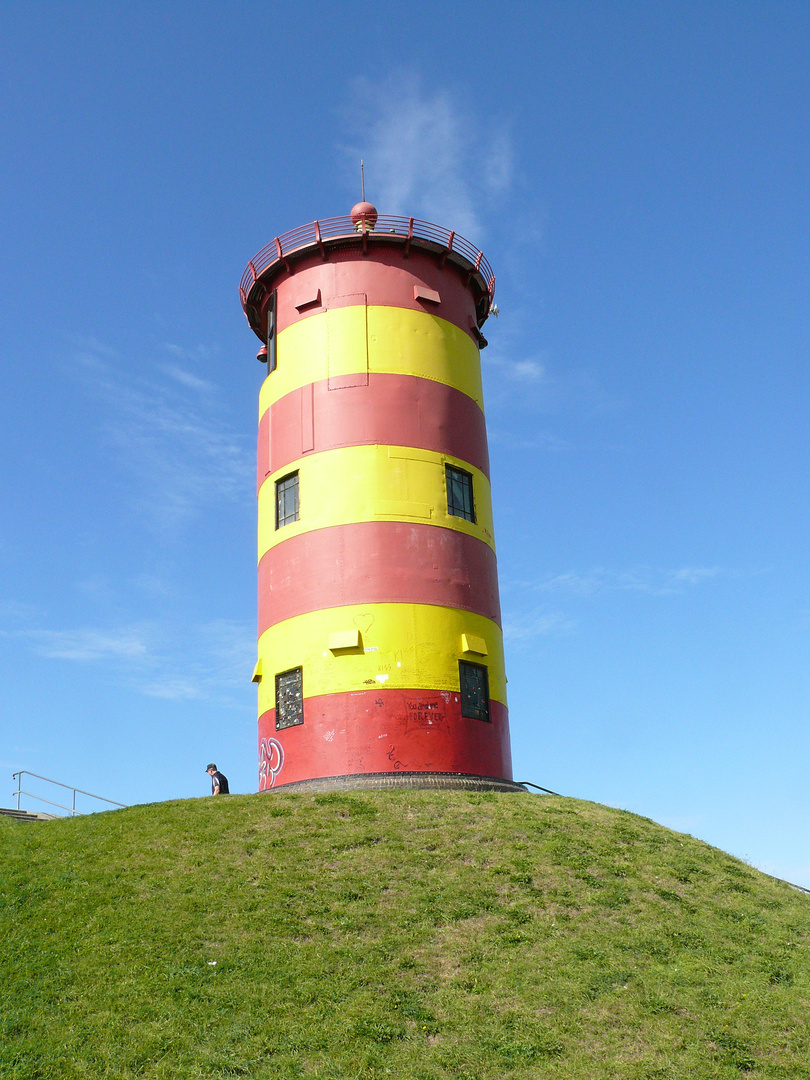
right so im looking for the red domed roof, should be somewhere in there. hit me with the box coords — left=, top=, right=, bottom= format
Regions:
left=350, top=201, right=378, bottom=228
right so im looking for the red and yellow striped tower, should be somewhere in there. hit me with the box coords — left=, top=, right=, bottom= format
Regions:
left=240, top=203, right=519, bottom=792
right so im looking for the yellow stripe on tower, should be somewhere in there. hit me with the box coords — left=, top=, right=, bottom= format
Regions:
left=258, top=444, right=495, bottom=559
left=255, top=602, right=506, bottom=716
left=259, top=306, right=485, bottom=415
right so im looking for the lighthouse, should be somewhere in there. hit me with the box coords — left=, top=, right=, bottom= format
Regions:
left=240, top=202, right=518, bottom=792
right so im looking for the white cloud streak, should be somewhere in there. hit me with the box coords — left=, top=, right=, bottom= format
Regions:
left=487, top=428, right=571, bottom=452
left=22, top=627, right=149, bottom=661
left=500, top=566, right=728, bottom=643
left=73, top=338, right=253, bottom=531
left=531, top=566, right=724, bottom=597
left=138, top=619, right=255, bottom=705
left=158, top=362, right=216, bottom=395
left=503, top=611, right=576, bottom=642
left=343, top=73, right=513, bottom=241
left=483, top=348, right=623, bottom=419
left=4, top=611, right=254, bottom=709
left=510, top=359, right=547, bottom=382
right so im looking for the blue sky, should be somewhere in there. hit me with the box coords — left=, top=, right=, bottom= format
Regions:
left=1, top=2, right=807, bottom=883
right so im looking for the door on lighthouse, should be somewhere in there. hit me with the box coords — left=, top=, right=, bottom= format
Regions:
left=327, top=293, right=368, bottom=390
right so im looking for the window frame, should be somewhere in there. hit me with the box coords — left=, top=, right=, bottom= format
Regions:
left=459, top=660, right=490, bottom=722
left=275, top=471, right=299, bottom=529
left=275, top=666, right=304, bottom=730
left=266, top=290, right=277, bottom=374
left=445, top=464, right=476, bottom=523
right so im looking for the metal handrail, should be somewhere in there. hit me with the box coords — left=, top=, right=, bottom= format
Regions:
left=12, top=770, right=126, bottom=816
left=240, top=213, right=495, bottom=302
left=12, top=790, right=78, bottom=815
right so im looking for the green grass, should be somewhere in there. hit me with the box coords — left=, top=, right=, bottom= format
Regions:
left=1, top=791, right=808, bottom=1079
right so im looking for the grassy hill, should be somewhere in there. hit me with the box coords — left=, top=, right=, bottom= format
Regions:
left=2, top=790, right=808, bottom=1079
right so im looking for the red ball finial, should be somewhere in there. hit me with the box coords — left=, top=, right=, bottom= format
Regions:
left=350, top=201, right=378, bottom=229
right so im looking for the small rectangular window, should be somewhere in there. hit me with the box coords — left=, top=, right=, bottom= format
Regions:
left=275, top=472, right=299, bottom=528
left=459, top=660, right=490, bottom=722
left=276, top=667, right=303, bottom=729
left=446, top=465, right=475, bottom=522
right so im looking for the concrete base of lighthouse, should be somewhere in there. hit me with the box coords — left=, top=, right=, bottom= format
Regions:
left=260, top=771, right=527, bottom=795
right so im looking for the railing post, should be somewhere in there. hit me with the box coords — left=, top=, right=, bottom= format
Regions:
left=72, top=788, right=77, bottom=816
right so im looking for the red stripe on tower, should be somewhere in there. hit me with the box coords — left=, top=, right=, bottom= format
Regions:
left=257, top=373, right=491, bottom=486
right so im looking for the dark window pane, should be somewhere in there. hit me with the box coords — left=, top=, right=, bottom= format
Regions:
left=276, top=472, right=299, bottom=528
left=276, top=667, right=303, bottom=729
left=459, top=660, right=490, bottom=722
left=446, top=465, right=475, bottom=522
left=266, top=290, right=277, bottom=374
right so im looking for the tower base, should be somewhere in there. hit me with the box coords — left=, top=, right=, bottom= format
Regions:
left=260, top=771, right=527, bottom=795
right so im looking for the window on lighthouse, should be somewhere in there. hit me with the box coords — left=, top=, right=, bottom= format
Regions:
left=275, top=667, right=304, bottom=729
left=459, top=661, right=490, bottom=722
left=275, top=472, right=299, bottom=528
left=266, top=290, right=277, bottom=374
left=446, top=465, right=475, bottom=523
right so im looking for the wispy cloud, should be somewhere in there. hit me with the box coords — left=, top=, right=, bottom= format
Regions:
left=20, top=626, right=150, bottom=661
left=503, top=611, right=576, bottom=642
left=72, top=337, right=253, bottom=531
left=509, top=359, right=547, bottom=382
left=499, top=566, right=728, bottom=644
left=138, top=619, right=255, bottom=705
left=0, top=600, right=41, bottom=621
left=3, top=609, right=254, bottom=709
left=530, top=571, right=605, bottom=597
left=159, top=362, right=216, bottom=395
left=343, top=73, right=513, bottom=241
left=530, top=566, right=725, bottom=597
left=72, top=335, right=119, bottom=362
left=483, top=349, right=548, bottom=386
left=488, top=428, right=571, bottom=452
left=140, top=677, right=201, bottom=701
left=484, top=346, right=623, bottom=420
left=670, top=566, right=723, bottom=587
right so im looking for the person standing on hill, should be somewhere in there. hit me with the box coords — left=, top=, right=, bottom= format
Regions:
left=206, top=764, right=229, bottom=795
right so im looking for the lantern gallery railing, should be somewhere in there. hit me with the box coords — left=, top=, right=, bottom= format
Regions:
left=240, top=214, right=495, bottom=306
